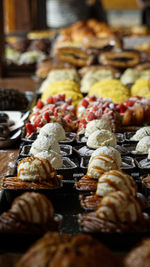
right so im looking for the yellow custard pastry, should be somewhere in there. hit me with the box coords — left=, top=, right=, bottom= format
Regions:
left=89, top=79, right=130, bottom=103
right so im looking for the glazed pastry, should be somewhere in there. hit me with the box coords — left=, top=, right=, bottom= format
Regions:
left=56, top=47, right=94, bottom=67
left=124, top=238, right=150, bottom=267
left=78, top=191, right=149, bottom=233
left=17, top=232, right=120, bottom=267
left=27, top=30, right=56, bottom=40
left=99, top=51, right=141, bottom=69
left=80, top=170, right=137, bottom=210
left=75, top=147, right=122, bottom=191
left=0, top=192, right=61, bottom=234
left=3, top=156, right=62, bottom=189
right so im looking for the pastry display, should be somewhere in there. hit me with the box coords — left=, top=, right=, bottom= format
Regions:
left=26, top=94, right=78, bottom=136
left=3, top=17, right=150, bottom=261
left=17, top=232, right=120, bottom=267
left=87, top=129, right=117, bottom=149
left=124, top=238, right=150, bottom=267
left=78, top=191, right=149, bottom=233
left=80, top=170, right=137, bottom=210
left=85, top=119, right=111, bottom=138
left=0, top=192, right=60, bottom=234
left=77, top=96, right=121, bottom=133
left=88, top=80, right=130, bottom=103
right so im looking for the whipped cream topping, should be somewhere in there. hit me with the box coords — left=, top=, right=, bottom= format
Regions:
left=17, top=156, right=56, bottom=181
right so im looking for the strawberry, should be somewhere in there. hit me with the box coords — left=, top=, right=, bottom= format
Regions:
left=64, top=114, right=71, bottom=122
left=119, top=103, right=127, bottom=113
left=47, top=96, right=53, bottom=104
left=80, top=119, right=87, bottom=128
left=87, top=112, right=96, bottom=121
left=89, top=95, right=96, bottom=102
left=66, top=97, right=72, bottom=105
left=36, top=99, right=44, bottom=109
left=81, top=99, right=89, bottom=108
left=52, top=96, right=57, bottom=104
left=61, top=103, right=68, bottom=110
left=125, top=99, right=135, bottom=108
left=26, top=123, right=36, bottom=135
left=61, top=94, right=65, bottom=101
left=33, top=115, right=43, bottom=127
left=92, top=106, right=97, bottom=112
left=44, top=112, right=50, bottom=122
left=54, top=111, right=58, bottom=118
left=50, top=105, right=55, bottom=112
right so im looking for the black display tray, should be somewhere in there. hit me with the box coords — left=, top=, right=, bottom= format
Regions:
left=76, top=133, right=125, bottom=145
left=80, top=156, right=136, bottom=174
left=19, top=143, right=73, bottom=157
left=22, top=132, right=76, bottom=145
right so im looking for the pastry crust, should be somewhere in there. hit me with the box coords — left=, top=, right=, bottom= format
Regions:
left=56, top=47, right=94, bottom=67
left=75, top=175, right=98, bottom=191
left=99, top=51, right=141, bottom=68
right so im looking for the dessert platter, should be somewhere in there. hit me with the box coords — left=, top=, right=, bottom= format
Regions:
left=2, top=18, right=150, bottom=266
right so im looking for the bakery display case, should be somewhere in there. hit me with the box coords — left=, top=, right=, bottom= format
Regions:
left=1, top=0, right=150, bottom=266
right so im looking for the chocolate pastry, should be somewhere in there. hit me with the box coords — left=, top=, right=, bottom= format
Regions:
left=78, top=191, right=149, bottom=233
left=124, top=239, right=150, bottom=267
left=0, top=192, right=61, bottom=234
left=56, top=47, right=94, bottom=67
left=0, top=88, right=28, bottom=111
left=17, top=232, right=120, bottom=267
left=99, top=51, right=141, bottom=69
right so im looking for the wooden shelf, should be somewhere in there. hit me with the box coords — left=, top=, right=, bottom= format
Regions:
left=102, top=0, right=139, bottom=10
